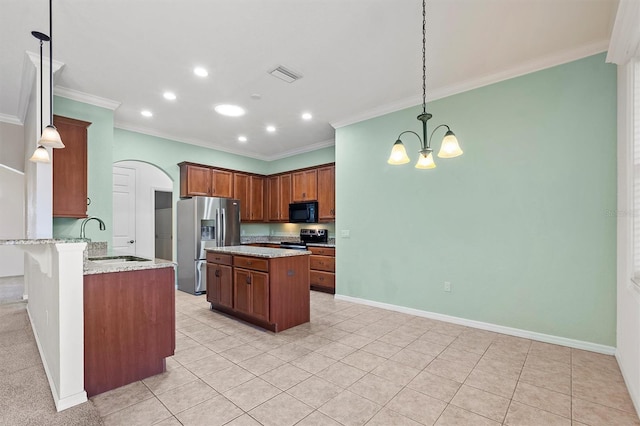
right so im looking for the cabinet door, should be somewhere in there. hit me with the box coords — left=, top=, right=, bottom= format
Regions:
left=317, top=165, right=335, bottom=221
left=53, top=115, right=90, bottom=218
left=206, top=263, right=218, bottom=304
left=234, top=268, right=252, bottom=315
left=249, top=176, right=264, bottom=221
left=211, top=169, right=233, bottom=198
left=250, top=270, right=269, bottom=322
left=268, top=176, right=280, bottom=221
left=218, top=264, right=233, bottom=309
left=292, top=170, right=317, bottom=201
left=279, top=174, right=292, bottom=220
left=233, top=173, right=250, bottom=221
left=185, top=164, right=212, bottom=196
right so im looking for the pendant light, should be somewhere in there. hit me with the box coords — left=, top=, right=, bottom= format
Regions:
left=39, top=0, right=64, bottom=149
left=29, top=31, right=51, bottom=164
left=387, top=0, right=462, bottom=169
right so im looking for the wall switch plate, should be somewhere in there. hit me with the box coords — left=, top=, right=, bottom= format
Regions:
left=444, top=281, right=451, bottom=292
left=341, top=230, right=350, bottom=238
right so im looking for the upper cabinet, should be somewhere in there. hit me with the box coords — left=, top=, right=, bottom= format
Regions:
left=267, top=174, right=292, bottom=222
left=292, top=169, right=317, bottom=202
left=317, top=165, right=335, bottom=222
left=53, top=115, right=91, bottom=218
left=233, top=172, right=264, bottom=222
left=179, top=162, right=233, bottom=198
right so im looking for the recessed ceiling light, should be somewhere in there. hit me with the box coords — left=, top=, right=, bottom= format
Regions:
left=194, top=67, right=208, bottom=77
left=238, top=136, right=247, bottom=143
left=141, top=110, right=153, bottom=117
left=302, top=112, right=312, bottom=120
left=163, top=92, right=176, bottom=100
left=266, top=125, right=276, bottom=133
left=214, top=104, right=245, bottom=117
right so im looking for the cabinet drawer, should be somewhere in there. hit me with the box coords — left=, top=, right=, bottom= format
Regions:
left=310, top=255, right=335, bottom=272
left=308, top=246, right=335, bottom=257
left=206, top=253, right=232, bottom=265
left=310, top=270, right=335, bottom=290
left=234, top=256, right=269, bottom=272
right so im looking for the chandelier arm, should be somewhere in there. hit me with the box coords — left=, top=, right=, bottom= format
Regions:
left=396, top=130, right=424, bottom=148
left=427, top=124, right=451, bottom=147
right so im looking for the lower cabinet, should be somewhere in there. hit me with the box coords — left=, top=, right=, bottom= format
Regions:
left=309, top=246, right=336, bottom=294
left=206, top=251, right=310, bottom=332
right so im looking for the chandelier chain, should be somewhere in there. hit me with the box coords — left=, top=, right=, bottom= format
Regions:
left=422, top=0, right=426, bottom=114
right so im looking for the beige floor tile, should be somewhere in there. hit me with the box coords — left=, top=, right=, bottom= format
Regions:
left=571, top=349, right=620, bottom=375
left=425, top=358, right=473, bottom=383
left=348, top=373, right=403, bottom=405
left=142, top=366, right=198, bottom=395
left=297, top=334, right=334, bottom=351
left=181, top=353, right=234, bottom=378
left=260, top=363, right=312, bottom=390
left=155, top=379, right=218, bottom=415
left=319, top=390, right=381, bottom=426
left=512, top=381, right=571, bottom=418
left=524, top=354, right=571, bottom=376
left=314, top=327, right=351, bottom=342
left=90, top=381, right=154, bottom=417
left=174, top=334, right=201, bottom=353
left=450, top=384, right=510, bottom=422
left=102, top=397, right=172, bottom=426
left=314, top=341, right=357, bottom=360
left=529, top=341, right=571, bottom=364
left=366, top=407, right=422, bottom=425
left=287, top=376, right=344, bottom=408
left=317, top=361, right=367, bottom=388
left=249, top=392, right=313, bottom=426
left=505, top=401, right=571, bottom=426
left=572, top=366, right=636, bottom=413
left=371, top=359, right=421, bottom=386
left=268, top=342, right=312, bottom=362
left=420, top=330, right=457, bottom=346
left=341, top=350, right=387, bottom=372
left=200, top=364, right=256, bottom=393
left=435, top=405, right=501, bottom=426
left=175, top=394, right=243, bottom=426
left=219, top=343, right=264, bottom=363
left=224, top=414, right=262, bottom=426
left=295, top=410, right=343, bottom=425
left=406, top=339, right=447, bottom=357
left=203, top=335, right=245, bottom=353
left=378, top=330, right=419, bottom=347
left=390, top=348, right=434, bottom=370
left=361, top=340, right=403, bottom=358
left=464, top=368, right=518, bottom=398
left=386, top=387, right=447, bottom=424
left=519, top=366, right=571, bottom=395
left=475, top=355, right=524, bottom=380
left=238, top=352, right=286, bottom=376
left=338, top=333, right=375, bottom=349
left=153, top=417, right=182, bottom=426
left=429, top=322, right=469, bottom=337
left=291, top=351, right=337, bottom=374
left=223, top=377, right=281, bottom=411
left=408, top=370, right=461, bottom=402
left=437, top=346, right=482, bottom=368
left=572, top=397, right=640, bottom=426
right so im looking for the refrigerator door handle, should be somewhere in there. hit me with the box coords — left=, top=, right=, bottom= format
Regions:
left=221, top=208, right=226, bottom=245
left=195, top=259, right=206, bottom=293
left=215, top=208, right=221, bottom=246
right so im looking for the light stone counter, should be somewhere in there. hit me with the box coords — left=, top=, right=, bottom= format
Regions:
left=207, top=245, right=310, bottom=258
left=83, top=257, right=175, bottom=275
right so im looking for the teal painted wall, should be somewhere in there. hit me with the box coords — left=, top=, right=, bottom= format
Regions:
left=335, top=53, right=617, bottom=346
left=267, top=146, right=335, bottom=174
left=52, top=97, right=114, bottom=244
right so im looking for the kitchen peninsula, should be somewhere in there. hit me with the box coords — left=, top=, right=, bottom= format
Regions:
left=206, top=246, right=310, bottom=332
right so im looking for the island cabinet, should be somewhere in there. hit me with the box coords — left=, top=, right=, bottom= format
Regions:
left=83, top=267, right=175, bottom=397
left=309, top=246, right=336, bottom=294
left=292, top=169, right=317, bottom=202
left=317, top=165, right=335, bottom=221
left=53, top=115, right=91, bottom=218
left=206, top=249, right=310, bottom=332
left=179, top=162, right=233, bottom=198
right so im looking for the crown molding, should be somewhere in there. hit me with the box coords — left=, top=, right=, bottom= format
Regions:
left=0, top=114, right=23, bottom=126
left=606, top=0, right=640, bottom=65
left=331, top=40, right=609, bottom=129
left=18, top=51, right=65, bottom=124
left=54, top=86, right=121, bottom=111
left=262, top=138, right=335, bottom=162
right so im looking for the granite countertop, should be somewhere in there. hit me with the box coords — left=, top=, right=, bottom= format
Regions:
left=0, top=238, right=87, bottom=245
left=241, top=236, right=335, bottom=248
left=207, top=246, right=311, bottom=258
left=84, top=257, right=176, bottom=275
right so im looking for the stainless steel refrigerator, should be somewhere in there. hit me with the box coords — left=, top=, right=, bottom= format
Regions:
left=177, top=196, right=241, bottom=294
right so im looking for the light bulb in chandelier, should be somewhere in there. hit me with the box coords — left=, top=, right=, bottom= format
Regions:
left=415, top=150, right=436, bottom=169
left=437, top=130, right=463, bottom=158
left=39, top=124, right=64, bottom=148
left=387, top=140, right=410, bottom=165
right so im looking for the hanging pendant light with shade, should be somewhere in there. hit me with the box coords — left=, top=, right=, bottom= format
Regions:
left=387, top=0, right=463, bottom=169
left=39, top=0, right=64, bottom=149
left=29, top=30, right=51, bottom=164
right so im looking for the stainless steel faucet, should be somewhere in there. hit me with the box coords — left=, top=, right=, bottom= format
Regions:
left=80, top=216, right=106, bottom=239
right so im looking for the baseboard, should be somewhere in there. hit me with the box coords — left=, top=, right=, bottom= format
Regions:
left=27, top=306, right=88, bottom=412
left=615, top=350, right=640, bottom=418
left=334, top=294, right=616, bottom=355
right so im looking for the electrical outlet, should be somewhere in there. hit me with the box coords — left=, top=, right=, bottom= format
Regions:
left=444, top=281, right=451, bottom=292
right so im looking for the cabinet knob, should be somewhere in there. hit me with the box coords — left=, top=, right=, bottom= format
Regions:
left=128, top=240, right=135, bottom=244
left=215, top=269, right=220, bottom=277
left=245, top=275, right=251, bottom=285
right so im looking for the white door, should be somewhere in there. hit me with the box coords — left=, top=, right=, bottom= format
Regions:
left=112, top=166, right=136, bottom=255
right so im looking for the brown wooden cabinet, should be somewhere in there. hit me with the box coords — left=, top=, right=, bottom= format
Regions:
left=317, top=165, right=335, bottom=221
left=211, top=169, right=234, bottom=198
left=179, top=162, right=233, bottom=198
left=53, top=115, right=90, bottom=218
left=234, top=173, right=264, bottom=222
left=234, top=267, right=269, bottom=322
left=292, top=169, right=317, bottom=202
left=206, top=253, right=233, bottom=309
left=309, top=246, right=336, bottom=294
left=268, top=174, right=292, bottom=222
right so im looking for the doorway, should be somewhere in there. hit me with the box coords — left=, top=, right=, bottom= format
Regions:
left=154, top=190, right=172, bottom=261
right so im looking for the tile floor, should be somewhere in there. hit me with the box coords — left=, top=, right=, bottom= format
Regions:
left=92, top=290, right=640, bottom=426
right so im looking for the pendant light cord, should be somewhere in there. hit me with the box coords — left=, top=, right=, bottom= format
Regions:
left=39, top=40, right=43, bottom=135
left=49, top=0, right=53, bottom=125
left=422, top=0, right=426, bottom=115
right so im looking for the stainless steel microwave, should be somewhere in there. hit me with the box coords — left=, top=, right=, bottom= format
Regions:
left=289, top=201, right=318, bottom=223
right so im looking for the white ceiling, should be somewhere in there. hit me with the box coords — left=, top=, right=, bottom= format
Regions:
left=0, top=0, right=618, bottom=161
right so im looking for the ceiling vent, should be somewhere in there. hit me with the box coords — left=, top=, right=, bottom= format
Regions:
left=268, top=65, right=302, bottom=83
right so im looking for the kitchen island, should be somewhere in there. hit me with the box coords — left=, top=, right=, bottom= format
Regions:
left=206, top=246, right=310, bottom=332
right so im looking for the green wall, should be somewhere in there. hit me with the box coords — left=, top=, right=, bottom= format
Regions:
left=267, top=146, right=335, bottom=174
left=52, top=97, right=114, bottom=244
left=335, top=53, right=617, bottom=346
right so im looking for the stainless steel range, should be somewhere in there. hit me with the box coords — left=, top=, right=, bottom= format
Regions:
left=279, top=229, right=328, bottom=250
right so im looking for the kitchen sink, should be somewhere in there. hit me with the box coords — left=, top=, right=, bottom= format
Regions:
left=89, top=255, right=152, bottom=264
